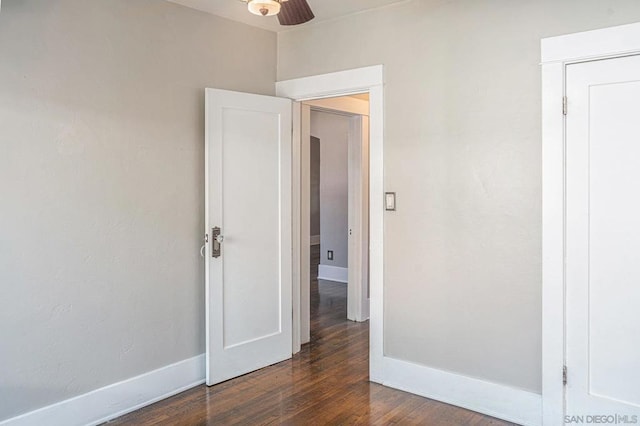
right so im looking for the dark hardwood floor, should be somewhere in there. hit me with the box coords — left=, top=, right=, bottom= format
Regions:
left=107, top=245, right=515, bottom=425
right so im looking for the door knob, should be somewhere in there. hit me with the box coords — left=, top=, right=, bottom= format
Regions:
left=212, top=227, right=222, bottom=258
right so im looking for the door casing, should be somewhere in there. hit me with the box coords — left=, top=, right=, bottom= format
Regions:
left=276, top=65, right=385, bottom=381
left=541, top=22, right=640, bottom=424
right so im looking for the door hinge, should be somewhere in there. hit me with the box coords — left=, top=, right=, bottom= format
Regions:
left=563, top=365, right=567, bottom=385
left=562, top=96, right=568, bottom=116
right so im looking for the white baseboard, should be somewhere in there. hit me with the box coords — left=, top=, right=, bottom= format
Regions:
left=0, top=350, right=543, bottom=426
left=1, top=354, right=205, bottom=426
left=317, top=264, right=348, bottom=283
left=310, top=235, right=320, bottom=246
left=379, top=356, right=542, bottom=426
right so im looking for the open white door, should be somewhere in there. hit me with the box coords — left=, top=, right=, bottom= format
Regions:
left=565, top=55, right=640, bottom=418
left=205, top=88, right=292, bottom=386
left=347, top=115, right=370, bottom=322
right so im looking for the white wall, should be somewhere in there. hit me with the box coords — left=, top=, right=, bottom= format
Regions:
left=0, top=0, right=276, bottom=421
left=278, top=0, right=640, bottom=393
left=311, top=111, right=350, bottom=269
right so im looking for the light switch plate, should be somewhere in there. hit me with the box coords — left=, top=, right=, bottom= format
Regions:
left=385, top=192, right=396, bottom=211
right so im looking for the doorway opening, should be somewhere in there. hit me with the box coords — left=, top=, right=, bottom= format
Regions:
left=303, top=94, right=370, bottom=342
left=276, top=64, right=384, bottom=380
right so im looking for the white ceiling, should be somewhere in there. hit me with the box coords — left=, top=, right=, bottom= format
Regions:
left=167, top=0, right=408, bottom=32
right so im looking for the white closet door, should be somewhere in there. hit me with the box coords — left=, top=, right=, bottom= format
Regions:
left=565, top=54, right=640, bottom=418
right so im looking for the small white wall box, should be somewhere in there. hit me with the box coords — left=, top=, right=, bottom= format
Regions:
left=385, top=192, right=396, bottom=211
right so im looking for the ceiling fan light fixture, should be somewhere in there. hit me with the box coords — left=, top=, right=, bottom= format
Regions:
left=247, top=0, right=282, bottom=17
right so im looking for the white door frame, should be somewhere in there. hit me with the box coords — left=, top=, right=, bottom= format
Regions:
left=276, top=65, right=384, bottom=381
left=541, top=22, right=640, bottom=424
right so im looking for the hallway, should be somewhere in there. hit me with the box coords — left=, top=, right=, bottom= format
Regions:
left=108, top=247, right=514, bottom=425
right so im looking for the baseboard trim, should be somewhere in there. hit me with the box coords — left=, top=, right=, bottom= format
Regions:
left=317, top=265, right=348, bottom=283
left=379, top=356, right=542, bottom=426
left=310, top=235, right=320, bottom=246
left=1, top=354, right=205, bottom=426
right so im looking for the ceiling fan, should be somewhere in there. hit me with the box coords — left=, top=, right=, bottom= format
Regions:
left=241, top=0, right=315, bottom=26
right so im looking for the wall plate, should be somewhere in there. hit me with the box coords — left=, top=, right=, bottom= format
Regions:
left=385, top=192, right=396, bottom=211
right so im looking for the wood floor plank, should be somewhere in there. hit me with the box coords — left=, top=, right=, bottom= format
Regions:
left=107, top=246, right=516, bottom=425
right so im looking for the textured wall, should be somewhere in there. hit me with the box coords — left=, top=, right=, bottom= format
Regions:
left=0, top=0, right=276, bottom=420
left=278, top=0, right=640, bottom=393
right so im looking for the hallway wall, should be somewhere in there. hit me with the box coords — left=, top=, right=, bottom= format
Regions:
left=310, top=136, right=321, bottom=239
left=311, top=110, right=350, bottom=270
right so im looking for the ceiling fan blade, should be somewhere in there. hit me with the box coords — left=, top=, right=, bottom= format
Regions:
left=278, top=0, right=314, bottom=26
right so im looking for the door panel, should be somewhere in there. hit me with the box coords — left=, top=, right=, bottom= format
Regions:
left=347, top=115, right=370, bottom=322
left=206, top=89, right=292, bottom=385
left=222, top=108, right=281, bottom=348
left=566, top=55, right=640, bottom=416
